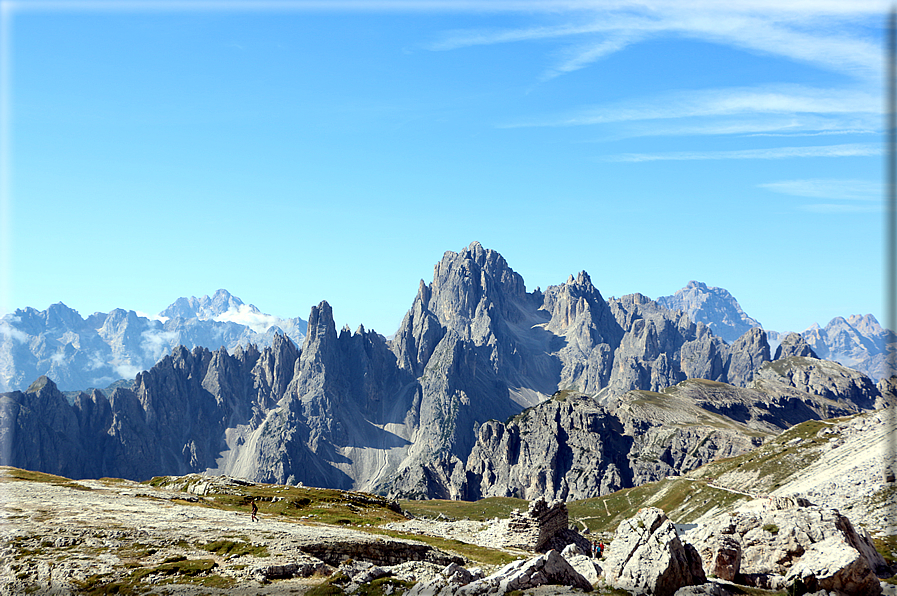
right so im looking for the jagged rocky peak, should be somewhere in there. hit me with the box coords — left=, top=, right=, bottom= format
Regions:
left=657, top=280, right=762, bottom=343
left=541, top=271, right=611, bottom=332
left=775, top=332, right=818, bottom=360
left=304, top=300, right=339, bottom=348
left=42, top=302, right=88, bottom=331
left=846, top=313, right=886, bottom=336
left=428, top=241, right=529, bottom=333
left=160, top=289, right=248, bottom=320
left=26, top=374, right=57, bottom=394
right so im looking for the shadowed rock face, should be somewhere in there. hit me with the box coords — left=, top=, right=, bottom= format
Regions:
left=0, top=243, right=885, bottom=498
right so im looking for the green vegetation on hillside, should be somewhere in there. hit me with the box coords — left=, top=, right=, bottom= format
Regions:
left=146, top=475, right=408, bottom=527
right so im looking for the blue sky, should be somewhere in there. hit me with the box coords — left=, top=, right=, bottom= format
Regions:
left=0, top=0, right=888, bottom=336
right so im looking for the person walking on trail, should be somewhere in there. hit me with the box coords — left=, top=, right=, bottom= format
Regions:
left=250, top=500, right=258, bottom=522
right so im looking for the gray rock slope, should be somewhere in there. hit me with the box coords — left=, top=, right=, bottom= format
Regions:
left=0, top=289, right=307, bottom=392
left=0, top=243, right=885, bottom=499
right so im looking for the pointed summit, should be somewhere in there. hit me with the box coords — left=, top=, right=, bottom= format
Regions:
left=657, top=281, right=761, bottom=343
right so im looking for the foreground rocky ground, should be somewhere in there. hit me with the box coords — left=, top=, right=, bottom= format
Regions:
left=0, top=471, right=458, bottom=594
left=3, top=404, right=897, bottom=596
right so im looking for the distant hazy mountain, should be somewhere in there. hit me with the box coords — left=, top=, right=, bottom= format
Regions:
left=658, top=281, right=893, bottom=381
left=656, top=281, right=762, bottom=343
left=802, top=314, right=893, bottom=382
left=0, top=290, right=306, bottom=392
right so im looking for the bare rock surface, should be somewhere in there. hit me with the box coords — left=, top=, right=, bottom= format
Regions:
left=656, top=281, right=762, bottom=344
left=8, top=242, right=842, bottom=502
left=802, top=314, right=892, bottom=382
left=0, top=472, right=460, bottom=595
left=683, top=496, right=888, bottom=596
left=775, top=332, right=819, bottom=360
left=407, top=549, right=592, bottom=596
left=784, top=535, right=883, bottom=595
left=603, top=507, right=705, bottom=596
left=461, top=364, right=870, bottom=502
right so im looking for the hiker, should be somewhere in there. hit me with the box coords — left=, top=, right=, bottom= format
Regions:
left=250, top=499, right=258, bottom=522
left=598, top=541, right=604, bottom=559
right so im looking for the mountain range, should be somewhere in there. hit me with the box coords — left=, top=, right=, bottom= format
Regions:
left=1, top=242, right=892, bottom=501
left=657, top=280, right=892, bottom=381
left=0, top=289, right=307, bottom=393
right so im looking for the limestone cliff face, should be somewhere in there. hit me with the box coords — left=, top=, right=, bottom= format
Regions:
left=541, top=272, right=622, bottom=394
left=385, top=243, right=554, bottom=498
left=463, top=396, right=634, bottom=501
left=0, top=337, right=303, bottom=483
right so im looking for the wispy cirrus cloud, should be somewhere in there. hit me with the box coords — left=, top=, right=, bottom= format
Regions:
left=504, top=85, right=879, bottom=131
left=428, top=3, right=884, bottom=81
left=759, top=178, right=880, bottom=201
left=759, top=178, right=881, bottom=214
left=604, top=142, right=880, bottom=162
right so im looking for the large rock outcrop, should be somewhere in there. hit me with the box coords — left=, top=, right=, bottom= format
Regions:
left=460, top=369, right=870, bottom=501
left=774, top=332, right=818, bottom=360
left=603, top=507, right=705, bottom=596
left=408, top=550, right=593, bottom=595
left=683, top=497, right=889, bottom=595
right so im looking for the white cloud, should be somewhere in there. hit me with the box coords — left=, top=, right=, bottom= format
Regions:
left=429, top=3, right=884, bottom=81
left=135, top=310, right=169, bottom=323
left=505, top=85, right=879, bottom=130
left=49, top=352, right=66, bottom=365
left=213, top=304, right=286, bottom=334
left=759, top=178, right=880, bottom=201
left=112, top=362, right=142, bottom=380
left=85, top=351, right=109, bottom=371
left=605, top=142, right=880, bottom=162
left=140, top=329, right=180, bottom=362
left=0, top=321, right=28, bottom=343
